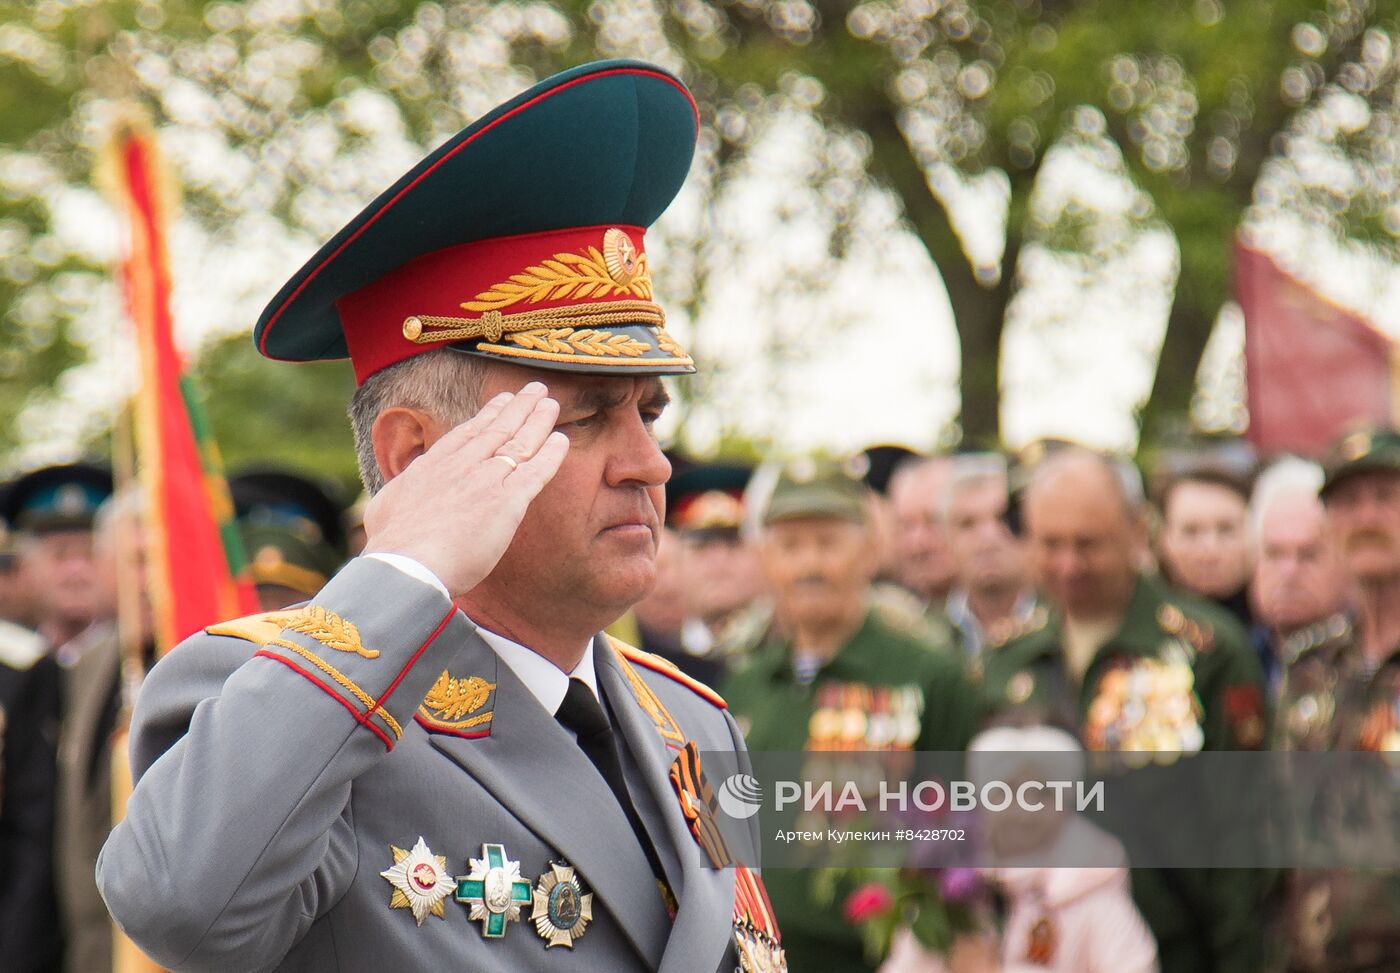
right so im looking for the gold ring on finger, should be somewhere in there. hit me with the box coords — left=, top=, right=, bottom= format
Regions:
left=493, top=454, right=520, bottom=473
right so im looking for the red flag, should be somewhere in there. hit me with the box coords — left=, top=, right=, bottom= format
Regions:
left=1237, top=239, right=1400, bottom=456
left=101, top=119, right=257, bottom=654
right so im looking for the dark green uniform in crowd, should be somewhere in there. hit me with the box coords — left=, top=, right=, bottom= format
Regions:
left=722, top=465, right=977, bottom=973
left=724, top=612, right=976, bottom=973
left=1270, top=615, right=1400, bottom=971
left=1274, top=430, right=1400, bottom=971
left=982, top=574, right=1267, bottom=973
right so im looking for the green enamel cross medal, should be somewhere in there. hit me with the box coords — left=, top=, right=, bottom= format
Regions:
left=455, top=843, right=532, bottom=938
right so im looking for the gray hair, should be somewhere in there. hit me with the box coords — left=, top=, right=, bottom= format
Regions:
left=347, top=350, right=489, bottom=495
left=941, top=452, right=1009, bottom=520
left=1248, top=456, right=1324, bottom=546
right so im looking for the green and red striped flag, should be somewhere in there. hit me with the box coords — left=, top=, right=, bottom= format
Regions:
left=101, top=115, right=258, bottom=655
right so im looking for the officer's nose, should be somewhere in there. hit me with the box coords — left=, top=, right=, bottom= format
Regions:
left=607, top=413, right=671, bottom=489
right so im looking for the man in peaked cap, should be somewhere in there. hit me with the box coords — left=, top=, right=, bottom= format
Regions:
left=229, top=467, right=350, bottom=559
left=99, top=62, right=782, bottom=973
left=229, top=468, right=350, bottom=610
left=2, top=463, right=113, bottom=655
left=0, top=462, right=111, bottom=970
left=666, top=463, right=764, bottom=663
left=1286, top=426, right=1400, bottom=970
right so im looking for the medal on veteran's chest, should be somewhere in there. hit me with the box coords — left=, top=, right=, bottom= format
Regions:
left=380, top=837, right=454, bottom=925
left=531, top=861, right=593, bottom=948
left=733, top=865, right=787, bottom=972
left=806, top=682, right=922, bottom=751
left=455, top=843, right=532, bottom=938
left=1083, top=657, right=1202, bottom=760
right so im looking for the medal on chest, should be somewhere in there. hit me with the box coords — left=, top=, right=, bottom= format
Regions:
left=733, top=865, right=787, bottom=972
left=380, top=837, right=455, bottom=925
left=455, top=843, right=532, bottom=938
left=1083, top=656, right=1203, bottom=762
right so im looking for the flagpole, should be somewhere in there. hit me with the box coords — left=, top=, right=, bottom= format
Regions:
left=99, top=110, right=167, bottom=973
left=108, top=401, right=161, bottom=973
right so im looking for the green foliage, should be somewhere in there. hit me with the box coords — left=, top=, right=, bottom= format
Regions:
left=190, top=332, right=360, bottom=494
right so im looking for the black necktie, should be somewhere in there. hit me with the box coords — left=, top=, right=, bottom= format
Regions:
left=555, top=678, right=667, bottom=883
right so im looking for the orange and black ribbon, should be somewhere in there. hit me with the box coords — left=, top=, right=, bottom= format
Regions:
left=668, top=741, right=732, bottom=868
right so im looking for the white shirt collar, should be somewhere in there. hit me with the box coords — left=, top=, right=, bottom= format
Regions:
left=468, top=619, right=598, bottom=716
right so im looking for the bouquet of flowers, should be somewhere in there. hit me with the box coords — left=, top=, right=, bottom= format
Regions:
left=818, top=866, right=990, bottom=964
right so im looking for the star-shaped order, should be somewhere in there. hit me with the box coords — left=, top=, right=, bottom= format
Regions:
left=381, top=837, right=455, bottom=926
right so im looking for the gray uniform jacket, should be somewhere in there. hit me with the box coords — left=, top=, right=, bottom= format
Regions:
left=97, top=558, right=749, bottom=972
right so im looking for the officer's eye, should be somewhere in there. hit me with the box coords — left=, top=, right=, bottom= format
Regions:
left=560, top=412, right=599, bottom=432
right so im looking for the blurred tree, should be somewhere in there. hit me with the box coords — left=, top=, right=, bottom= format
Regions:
left=635, top=0, right=1399, bottom=442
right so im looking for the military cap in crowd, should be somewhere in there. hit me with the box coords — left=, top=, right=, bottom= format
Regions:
left=240, top=524, right=344, bottom=610
left=665, top=462, right=752, bottom=540
left=229, top=468, right=348, bottom=557
left=0, top=463, right=113, bottom=534
left=762, top=458, right=870, bottom=525
left=1320, top=425, right=1400, bottom=498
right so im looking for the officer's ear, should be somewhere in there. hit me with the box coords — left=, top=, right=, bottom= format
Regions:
left=371, top=407, right=452, bottom=483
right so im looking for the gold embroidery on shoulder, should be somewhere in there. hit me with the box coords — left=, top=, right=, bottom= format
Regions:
left=1157, top=604, right=1214, bottom=654
left=614, top=651, right=685, bottom=747
left=419, top=671, right=495, bottom=729
left=283, top=605, right=379, bottom=660
left=267, top=637, right=402, bottom=739
left=206, top=611, right=298, bottom=646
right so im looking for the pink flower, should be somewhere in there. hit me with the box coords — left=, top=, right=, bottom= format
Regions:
left=938, top=867, right=982, bottom=903
left=843, top=882, right=895, bottom=924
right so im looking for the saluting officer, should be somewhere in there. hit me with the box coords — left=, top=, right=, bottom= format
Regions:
left=99, top=61, right=783, bottom=973
left=982, top=447, right=1267, bottom=973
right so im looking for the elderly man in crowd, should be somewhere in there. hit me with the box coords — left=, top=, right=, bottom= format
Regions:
left=985, top=446, right=1266, bottom=973
left=1247, top=458, right=1352, bottom=708
left=723, top=461, right=976, bottom=973
left=941, top=452, right=1038, bottom=676
left=1262, top=430, right=1400, bottom=971
left=886, top=455, right=955, bottom=609
left=55, top=489, right=154, bottom=972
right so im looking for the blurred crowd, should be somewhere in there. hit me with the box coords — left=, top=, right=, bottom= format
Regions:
left=2, top=425, right=1400, bottom=972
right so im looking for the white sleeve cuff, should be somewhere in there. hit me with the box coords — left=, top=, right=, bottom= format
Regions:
left=363, top=553, right=451, bottom=600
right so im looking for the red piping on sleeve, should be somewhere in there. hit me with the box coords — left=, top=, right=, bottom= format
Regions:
left=368, top=604, right=457, bottom=719
left=256, top=650, right=394, bottom=750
